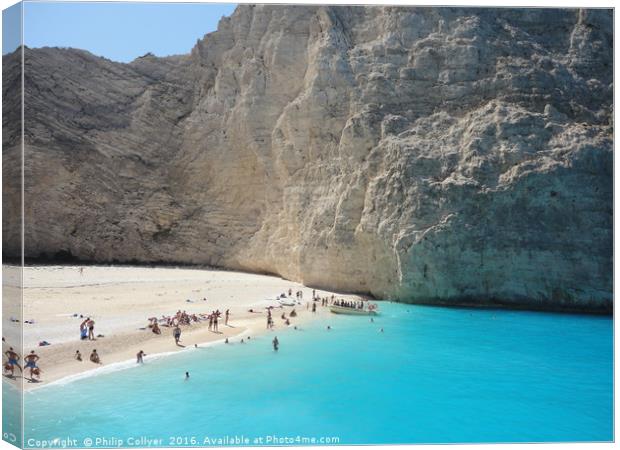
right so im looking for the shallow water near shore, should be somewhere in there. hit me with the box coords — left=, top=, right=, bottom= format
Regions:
left=22, top=303, right=612, bottom=445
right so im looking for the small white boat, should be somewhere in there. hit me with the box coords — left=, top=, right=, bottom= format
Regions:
left=279, top=300, right=296, bottom=307
left=329, top=305, right=378, bottom=316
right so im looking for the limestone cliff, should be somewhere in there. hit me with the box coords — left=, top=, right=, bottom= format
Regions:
left=2, top=6, right=613, bottom=311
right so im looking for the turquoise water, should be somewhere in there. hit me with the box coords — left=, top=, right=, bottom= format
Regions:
left=3, top=381, right=23, bottom=447
left=23, top=303, right=612, bottom=446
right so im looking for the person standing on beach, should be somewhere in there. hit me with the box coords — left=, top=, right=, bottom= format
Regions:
left=272, top=337, right=279, bottom=351
left=136, top=350, right=146, bottom=364
left=173, top=325, right=182, bottom=345
left=79, top=319, right=89, bottom=340
left=87, top=318, right=96, bottom=340
left=208, top=314, right=213, bottom=331
left=24, top=351, right=40, bottom=381
left=4, top=348, right=22, bottom=376
left=225, top=309, right=230, bottom=326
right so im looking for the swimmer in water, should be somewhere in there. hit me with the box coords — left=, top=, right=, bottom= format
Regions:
left=272, top=336, right=279, bottom=351
left=185, top=371, right=190, bottom=380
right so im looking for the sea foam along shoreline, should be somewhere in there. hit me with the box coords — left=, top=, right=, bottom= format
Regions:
left=16, top=265, right=360, bottom=389
left=26, top=329, right=253, bottom=393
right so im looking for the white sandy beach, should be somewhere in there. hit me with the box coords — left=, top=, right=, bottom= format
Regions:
left=2, top=265, right=362, bottom=388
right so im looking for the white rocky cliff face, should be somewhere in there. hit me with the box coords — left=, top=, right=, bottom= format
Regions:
left=2, top=6, right=613, bottom=311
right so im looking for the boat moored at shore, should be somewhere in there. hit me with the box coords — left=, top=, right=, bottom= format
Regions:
left=329, top=304, right=379, bottom=316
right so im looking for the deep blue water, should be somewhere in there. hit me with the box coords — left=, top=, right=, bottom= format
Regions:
left=21, top=303, right=613, bottom=446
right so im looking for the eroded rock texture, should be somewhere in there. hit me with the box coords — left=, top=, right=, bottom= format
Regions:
left=2, top=6, right=613, bottom=311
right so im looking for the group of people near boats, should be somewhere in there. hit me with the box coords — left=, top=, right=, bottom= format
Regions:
left=333, top=299, right=367, bottom=309
left=3, top=286, right=371, bottom=383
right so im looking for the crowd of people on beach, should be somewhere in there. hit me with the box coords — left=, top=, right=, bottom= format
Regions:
left=3, top=284, right=373, bottom=383
left=145, top=308, right=231, bottom=343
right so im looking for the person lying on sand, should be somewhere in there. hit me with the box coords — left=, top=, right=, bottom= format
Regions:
left=90, top=349, right=101, bottom=364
